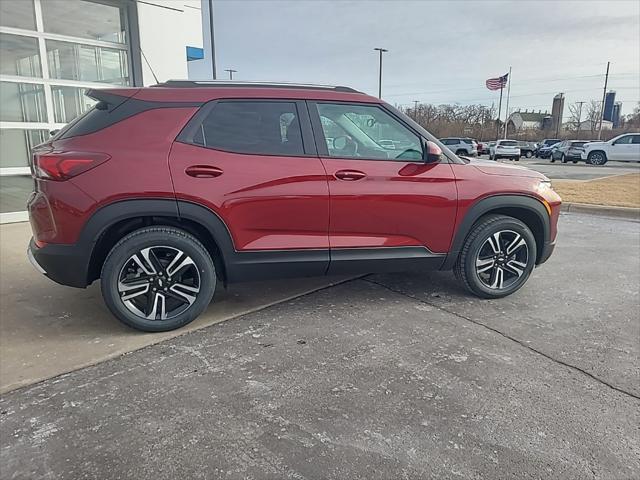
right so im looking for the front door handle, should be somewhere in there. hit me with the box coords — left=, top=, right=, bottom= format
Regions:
left=335, top=169, right=366, bottom=181
left=185, top=165, right=223, bottom=178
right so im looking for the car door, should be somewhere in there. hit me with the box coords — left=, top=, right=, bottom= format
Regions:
left=308, top=101, right=458, bottom=274
left=170, top=99, right=330, bottom=275
left=609, top=134, right=636, bottom=161
left=631, top=135, right=640, bottom=161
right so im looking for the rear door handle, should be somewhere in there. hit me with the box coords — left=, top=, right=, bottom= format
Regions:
left=335, top=169, right=366, bottom=181
left=185, top=165, right=223, bottom=178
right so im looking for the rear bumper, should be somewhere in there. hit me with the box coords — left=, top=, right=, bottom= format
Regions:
left=28, top=238, right=90, bottom=288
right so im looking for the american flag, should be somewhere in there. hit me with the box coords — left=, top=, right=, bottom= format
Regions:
left=486, top=73, right=508, bottom=91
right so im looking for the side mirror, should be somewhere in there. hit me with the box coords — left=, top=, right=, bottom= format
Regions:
left=424, top=140, right=443, bottom=163
left=49, top=129, right=59, bottom=137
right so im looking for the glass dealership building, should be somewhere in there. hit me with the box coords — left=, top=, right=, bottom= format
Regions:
left=0, top=0, right=205, bottom=220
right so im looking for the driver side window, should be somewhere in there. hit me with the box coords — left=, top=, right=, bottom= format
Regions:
left=614, top=135, right=633, bottom=145
left=315, top=103, right=423, bottom=161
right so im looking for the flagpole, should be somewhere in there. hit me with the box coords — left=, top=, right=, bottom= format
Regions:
left=503, top=66, right=512, bottom=139
left=496, top=86, right=503, bottom=139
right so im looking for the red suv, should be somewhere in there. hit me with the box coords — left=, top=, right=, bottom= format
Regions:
left=27, top=82, right=561, bottom=332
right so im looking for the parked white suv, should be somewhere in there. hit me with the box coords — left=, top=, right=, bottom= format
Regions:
left=489, top=139, right=521, bottom=161
left=580, top=133, right=640, bottom=165
left=440, top=137, right=478, bottom=157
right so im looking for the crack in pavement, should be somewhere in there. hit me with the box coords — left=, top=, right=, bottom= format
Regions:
left=362, top=277, right=640, bottom=402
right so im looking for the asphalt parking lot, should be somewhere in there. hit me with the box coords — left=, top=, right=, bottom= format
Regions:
left=1, top=212, right=639, bottom=479
left=481, top=156, right=640, bottom=181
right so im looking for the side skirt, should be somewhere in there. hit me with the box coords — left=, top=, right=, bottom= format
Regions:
left=225, top=246, right=445, bottom=283
left=328, top=247, right=445, bottom=275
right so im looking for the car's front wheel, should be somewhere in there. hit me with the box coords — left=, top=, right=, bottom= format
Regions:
left=454, top=215, right=537, bottom=298
left=101, top=227, right=216, bottom=332
left=525, top=151, right=533, bottom=158
left=587, top=151, right=608, bottom=165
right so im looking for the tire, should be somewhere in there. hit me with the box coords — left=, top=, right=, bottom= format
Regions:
left=560, top=154, right=567, bottom=163
left=456, top=149, right=467, bottom=157
left=453, top=214, right=537, bottom=299
left=587, top=151, right=608, bottom=165
left=525, top=151, right=533, bottom=158
left=101, top=226, right=216, bottom=332
left=515, top=156, right=520, bottom=161
left=572, top=160, right=578, bottom=164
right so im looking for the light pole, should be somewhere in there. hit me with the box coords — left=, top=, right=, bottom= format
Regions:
left=374, top=48, right=388, bottom=98
left=224, top=69, right=237, bottom=80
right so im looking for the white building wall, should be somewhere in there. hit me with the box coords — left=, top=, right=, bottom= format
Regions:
left=136, top=0, right=204, bottom=85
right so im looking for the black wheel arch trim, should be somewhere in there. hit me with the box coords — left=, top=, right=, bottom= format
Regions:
left=76, top=198, right=451, bottom=286
left=441, top=194, right=551, bottom=270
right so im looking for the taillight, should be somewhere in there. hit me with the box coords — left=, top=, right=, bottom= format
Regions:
left=33, top=151, right=110, bottom=181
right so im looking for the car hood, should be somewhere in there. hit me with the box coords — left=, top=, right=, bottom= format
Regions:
left=469, top=158, right=547, bottom=179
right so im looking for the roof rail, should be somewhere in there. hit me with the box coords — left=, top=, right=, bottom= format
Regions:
left=152, top=80, right=362, bottom=93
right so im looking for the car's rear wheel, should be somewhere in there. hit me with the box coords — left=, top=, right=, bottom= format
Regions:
left=456, top=149, right=466, bottom=157
left=587, top=151, right=608, bottom=165
left=454, top=215, right=537, bottom=298
left=560, top=154, right=567, bottom=163
left=101, top=226, right=216, bottom=332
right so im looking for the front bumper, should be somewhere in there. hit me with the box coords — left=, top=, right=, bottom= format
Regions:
left=537, top=240, right=556, bottom=265
left=28, top=238, right=90, bottom=288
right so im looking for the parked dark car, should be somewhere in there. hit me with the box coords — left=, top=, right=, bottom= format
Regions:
left=517, top=141, right=537, bottom=158
left=537, top=139, right=562, bottom=159
left=27, top=81, right=561, bottom=332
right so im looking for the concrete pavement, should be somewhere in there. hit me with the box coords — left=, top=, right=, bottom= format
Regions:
left=0, top=222, right=350, bottom=393
left=1, top=212, right=639, bottom=479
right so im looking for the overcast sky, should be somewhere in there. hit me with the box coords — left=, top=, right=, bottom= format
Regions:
left=211, top=0, right=639, bottom=119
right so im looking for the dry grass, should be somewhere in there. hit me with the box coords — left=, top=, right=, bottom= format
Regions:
left=552, top=173, right=640, bottom=208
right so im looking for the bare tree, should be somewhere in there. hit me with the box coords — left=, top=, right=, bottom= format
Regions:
left=585, top=100, right=602, bottom=135
left=625, top=102, right=640, bottom=128
left=567, top=101, right=586, bottom=132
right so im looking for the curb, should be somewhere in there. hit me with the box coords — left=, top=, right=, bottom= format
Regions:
left=561, top=202, right=640, bottom=220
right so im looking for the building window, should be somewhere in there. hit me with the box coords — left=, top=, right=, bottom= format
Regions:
left=0, top=0, right=36, bottom=31
left=51, top=86, right=97, bottom=124
left=46, top=40, right=129, bottom=85
left=0, top=129, right=48, bottom=168
left=0, top=0, right=132, bottom=218
left=0, top=33, right=42, bottom=77
left=0, top=81, right=46, bottom=123
left=40, top=0, right=126, bottom=43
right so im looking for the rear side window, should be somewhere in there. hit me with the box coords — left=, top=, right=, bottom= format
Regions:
left=441, top=139, right=458, bottom=145
left=192, top=101, right=305, bottom=156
